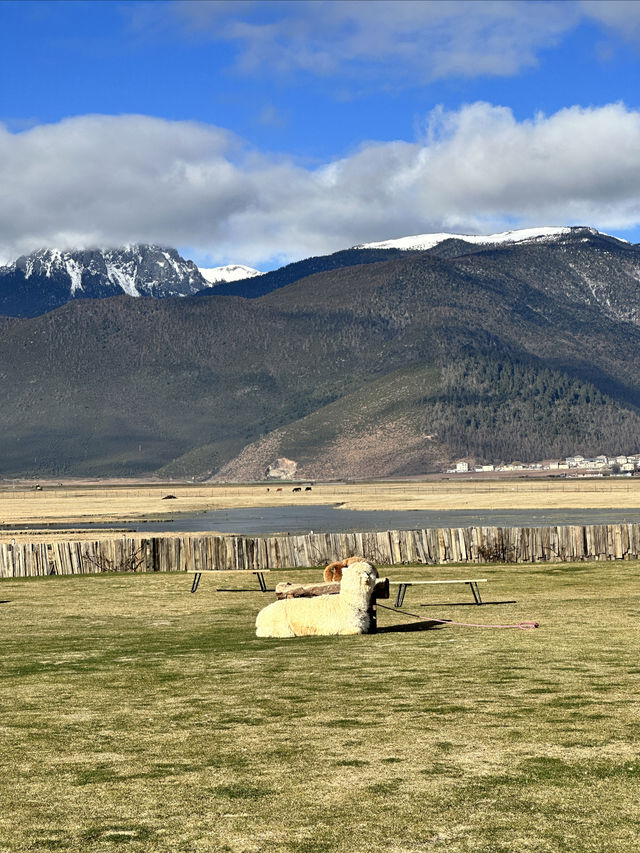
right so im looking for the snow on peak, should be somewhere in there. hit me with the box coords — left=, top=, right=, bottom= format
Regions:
left=198, top=264, right=262, bottom=285
left=105, top=261, right=140, bottom=297
left=355, top=226, right=586, bottom=252
left=65, top=257, right=84, bottom=294
left=3, top=245, right=207, bottom=301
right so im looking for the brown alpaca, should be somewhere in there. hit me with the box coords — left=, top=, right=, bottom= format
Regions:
left=323, top=555, right=366, bottom=583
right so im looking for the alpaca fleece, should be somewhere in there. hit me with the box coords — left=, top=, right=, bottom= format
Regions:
left=323, top=555, right=366, bottom=583
left=256, top=561, right=378, bottom=638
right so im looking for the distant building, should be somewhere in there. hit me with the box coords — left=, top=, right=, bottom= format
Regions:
left=578, top=458, right=597, bottom=468
left=447, top=450, right=640, bottom=476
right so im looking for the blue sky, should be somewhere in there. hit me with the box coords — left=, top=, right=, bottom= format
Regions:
left=2, top=0, right=640, bottom=268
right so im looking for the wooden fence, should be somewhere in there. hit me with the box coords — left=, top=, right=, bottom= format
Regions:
left=3, top=523, right=640, bottom=578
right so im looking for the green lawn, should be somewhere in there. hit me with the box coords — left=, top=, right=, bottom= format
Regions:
left=1, top=562, right=639, bottom=852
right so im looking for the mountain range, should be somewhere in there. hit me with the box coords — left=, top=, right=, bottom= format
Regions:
left=0, top=244, right=209, bottom=318
left=0, top=245, right=263, bottom=318
left=1, top=226, right=640, bottom=480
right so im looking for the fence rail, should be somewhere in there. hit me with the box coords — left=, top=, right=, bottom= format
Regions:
left=3, top=523, right=640, bottom=578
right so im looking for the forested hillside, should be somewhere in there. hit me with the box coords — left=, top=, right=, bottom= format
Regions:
left=1, top=229, right=640, bottom=478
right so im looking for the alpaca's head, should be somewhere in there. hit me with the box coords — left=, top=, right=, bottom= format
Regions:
left=340, top=561, right=378, bottom=602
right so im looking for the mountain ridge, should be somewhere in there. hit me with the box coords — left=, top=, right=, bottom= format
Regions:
left=355, top=225, right=614, bottom=251
left=0, top=244, right=208, bottom=317
left=2, top=226, right=634, bottom=317
left=198, top=264, right=262, bottom=285
left=2, top=229, right=640, bottom=478
left=199, top=226, right=637, bottom=301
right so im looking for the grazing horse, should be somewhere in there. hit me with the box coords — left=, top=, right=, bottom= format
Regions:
left=293, top=486, right=302, bottom=492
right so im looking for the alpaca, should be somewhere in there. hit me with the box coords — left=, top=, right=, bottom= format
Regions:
left=323, top=555, right=366, bottom=583
left=256, top=561, right=378, bottom=638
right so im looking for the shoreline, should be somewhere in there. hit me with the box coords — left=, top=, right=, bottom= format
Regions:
left=2, top=479, right=640, bottom=541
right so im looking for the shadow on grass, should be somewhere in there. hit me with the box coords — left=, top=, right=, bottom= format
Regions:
left=215, top=587, right=276, bottom=593
left=419, top=600, right=517, bottom=607
left=377, top=620, right=447, bottom=633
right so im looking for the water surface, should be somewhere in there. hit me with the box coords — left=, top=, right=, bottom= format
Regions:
left=8, top=505, right=640, bottom=536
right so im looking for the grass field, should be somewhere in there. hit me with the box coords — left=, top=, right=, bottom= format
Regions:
left=3, top=478, right=640, bottom=535
left=1, top=562, right=639, bottom=852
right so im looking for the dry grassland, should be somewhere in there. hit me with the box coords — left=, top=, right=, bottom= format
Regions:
left=2, top=478, right=640, bottom=538
left=1, top=562, right=639, bottom=852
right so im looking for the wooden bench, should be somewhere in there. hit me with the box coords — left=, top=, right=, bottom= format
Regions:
left=389, top=579, right=487, bottom=608
left=186, top=570, right=270, bottom=594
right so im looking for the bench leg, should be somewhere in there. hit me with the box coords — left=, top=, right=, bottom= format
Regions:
left=255, top=572, right=268, bottom=592
left=368, top=601, right=377, bottom=633
left=395, top=583, right=409, bottom=608
left=191, top=572, right=202, bottom=593
left=467, top=581, right=483, bottom=605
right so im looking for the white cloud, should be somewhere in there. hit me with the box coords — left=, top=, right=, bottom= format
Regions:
left=2, top=103, right=640, bottom=266
left=169, top=0, right=579, bottom=84
left=581, top=0, right=640, bottom=42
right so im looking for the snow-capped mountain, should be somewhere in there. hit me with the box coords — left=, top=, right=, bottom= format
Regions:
left=355, top=225, right=620, bottom=252
left=12, top=245, right=205, bottom=297
left=198, top=264, right=262, bottom=285
left=0, top=244, right=209, bottom=317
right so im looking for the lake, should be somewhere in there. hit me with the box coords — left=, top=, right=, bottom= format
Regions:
left=10, top=504, right=640, bottom=535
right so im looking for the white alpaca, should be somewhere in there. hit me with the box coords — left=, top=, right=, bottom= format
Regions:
left=255, top=561, right=378, bottom=638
